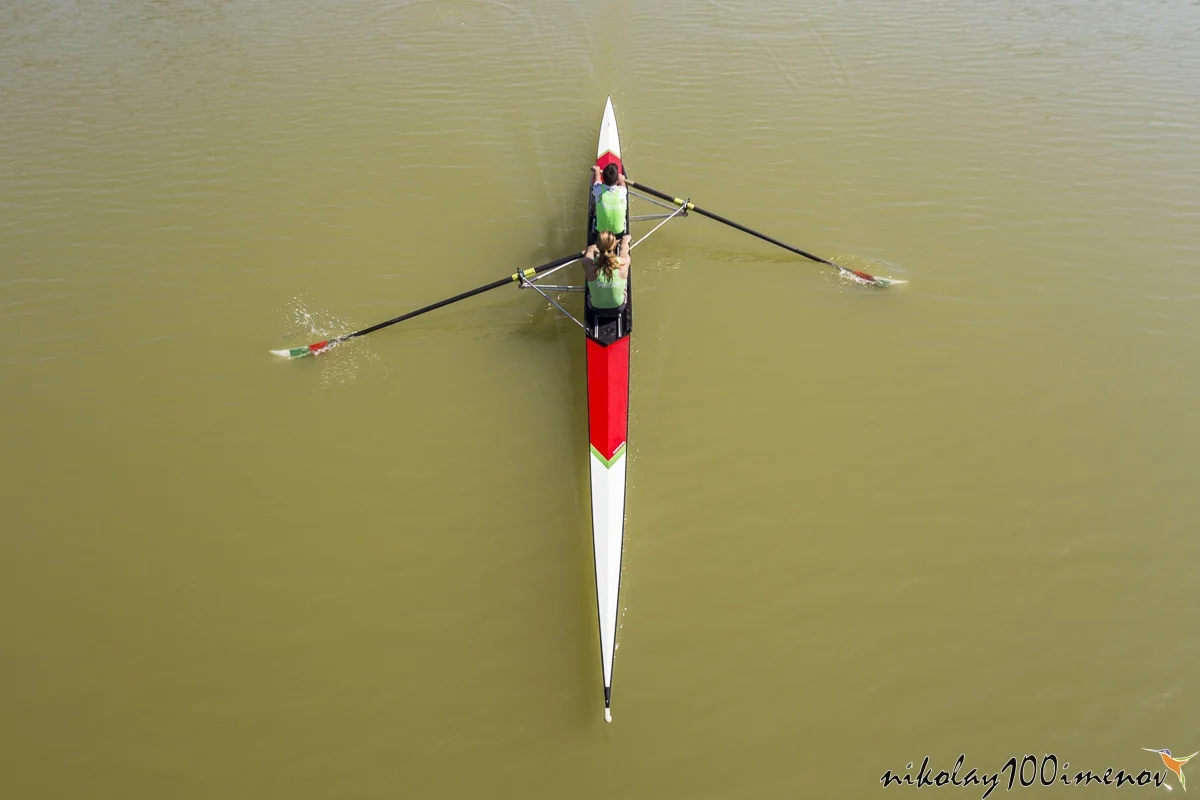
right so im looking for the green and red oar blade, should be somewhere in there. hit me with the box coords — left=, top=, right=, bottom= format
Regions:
left=270, top=340, right=332, bottom=360
left=848, top=269, right=905, bottom=288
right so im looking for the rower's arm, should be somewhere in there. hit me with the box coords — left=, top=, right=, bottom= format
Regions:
left=618, top=235, right=631, bottom=259
left=591, top=165, right=602, bottom=185
left=581, top=245, right=598, bottom=280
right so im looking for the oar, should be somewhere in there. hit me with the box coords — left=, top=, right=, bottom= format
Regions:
left=270, top=253, right=581, bottom=359
left=626, top=179, right=903, bottom=287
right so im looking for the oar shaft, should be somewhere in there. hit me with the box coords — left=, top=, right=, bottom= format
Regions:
left=272, top=252, right=585, bottom=358
left=627, top=180, right=834, bottom=267
left=339, top=253, right=581, bottom=343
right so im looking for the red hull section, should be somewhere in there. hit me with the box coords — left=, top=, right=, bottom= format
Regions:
left=596, top=151, right=622, bottom=173
left=586, top=336, right=630, bottom=462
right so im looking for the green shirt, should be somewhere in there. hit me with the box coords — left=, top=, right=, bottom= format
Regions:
left=594, top=185, right=627, bottom=235
left=588, top=269, right=626, bottom=309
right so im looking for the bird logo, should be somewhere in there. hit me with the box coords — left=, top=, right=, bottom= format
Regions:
left=1144, top=748, right=1199, bottom=791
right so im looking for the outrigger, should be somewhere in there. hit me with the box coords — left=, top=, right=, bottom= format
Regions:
left=270, top=97, right=903, bottom=721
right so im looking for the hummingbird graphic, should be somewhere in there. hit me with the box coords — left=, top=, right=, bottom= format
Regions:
left=1144, top=748, right=1199, bottom=791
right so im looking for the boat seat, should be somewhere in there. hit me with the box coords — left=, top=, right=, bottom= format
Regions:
left=586, top=294, right=627, bottom=339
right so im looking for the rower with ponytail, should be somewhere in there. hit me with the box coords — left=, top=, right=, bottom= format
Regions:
left=582, top=229, right=631, bottom=310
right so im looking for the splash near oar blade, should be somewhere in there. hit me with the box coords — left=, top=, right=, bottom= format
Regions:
left=625, top=179, right=904, bottom=287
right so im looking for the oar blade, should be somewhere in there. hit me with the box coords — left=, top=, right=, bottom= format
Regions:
left=853, top=269, right=906, bottom=288
left=844, top=268, right=905, bottom=288
left=269, top=340, right=330, bottom=359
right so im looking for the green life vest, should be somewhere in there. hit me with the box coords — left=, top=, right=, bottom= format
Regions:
left=588, top=269, right=626, bottom=309
left=595, top=186, right=627, bottom=234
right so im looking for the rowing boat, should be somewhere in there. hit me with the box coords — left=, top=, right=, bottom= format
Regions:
left=584, top=97, right=632, bottom=724
left=268, top=96, right=903, bottom=724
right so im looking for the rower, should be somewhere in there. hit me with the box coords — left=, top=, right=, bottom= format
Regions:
left=592, top=163, right=632, bottom=253
left=582, top=230, right=630, bottom=309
